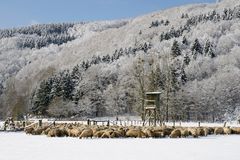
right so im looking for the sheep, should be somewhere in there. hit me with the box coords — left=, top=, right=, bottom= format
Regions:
left=32, top=127, right=44, bottom=135
left=42, top=127, right=51, bottom=135
left=24, top=127, right=34, bottom=134
left=111, top=130, right=123, bottom=138
left=152, top=130, right=164, bottom=138
left=231, top=127, right=240, bottom=134
left=93, top=130, right=105, bottom=138
left=208, top=127, right=215, bottom=135
left=203, top=127, right=210, bottom=136
left=162, top=127, right=174, bottom=137
left=196, top=127, right=205, bottom=137
left=188, top=128, right=198, bottom=138
left=126, top=129, right=146, bottom=138
left=68, top=128, right=82, bottom=137
left=143, top=128, right=154, bottom=138
left=170, top=129, right=181, bottom=138
left=47, top=128, right=66, bottom=137
left=214, top=127, right=224, bottom=135
left=79, top=128, right=93, bottom=138
left=223, top=127, right=232, bottom=135
left=101, top=129, right=114, bottom=138
left=117, top=127, right=126, bottom=137
left=180, top=128, right=189, bottom=138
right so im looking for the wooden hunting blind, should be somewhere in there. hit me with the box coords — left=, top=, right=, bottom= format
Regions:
left=143, top=92, right=161, bottom=126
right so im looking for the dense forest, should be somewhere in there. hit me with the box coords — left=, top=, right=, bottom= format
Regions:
left=0, top=0, right=240, bottom=122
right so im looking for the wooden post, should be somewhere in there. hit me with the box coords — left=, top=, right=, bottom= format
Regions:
left=223, top=122, right=227, bottom=127
left=107, top=120, right=110, bottom=127
left=198, top=121, right=201, bottom=127
left=38, top=120, right=42, bottom=127
left=23, top=121, right=26, bottom=128
left=154, top=108, right=156, bottom=126
left=87, top=119, right=90, bottom=126
left=53, top=121, right=56, bottom=127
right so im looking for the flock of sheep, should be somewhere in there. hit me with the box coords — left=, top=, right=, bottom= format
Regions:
left=24, top=122, right=240, bottom=138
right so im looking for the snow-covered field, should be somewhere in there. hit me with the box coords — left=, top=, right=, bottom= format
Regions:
left=0, top=133, right=240, bottom=160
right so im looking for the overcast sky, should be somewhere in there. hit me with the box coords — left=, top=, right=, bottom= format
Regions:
left=0, top=0, right=216, bottom=29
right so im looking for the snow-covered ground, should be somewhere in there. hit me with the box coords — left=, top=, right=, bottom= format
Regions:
left=0, top=133, right=240, bottom=160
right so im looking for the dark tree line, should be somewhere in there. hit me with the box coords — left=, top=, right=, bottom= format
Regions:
left=0, top=23, right=77, bottom=49
left=160, top=6, right=240, bottom=42
left=160, top=26, right=190, bottom=42
left=0, top=23, right=76, bottom=38
left=186, top=6, right=240, bottom=26
left=16, top=34, right=75, bottom=49
left=81, top=43, right=152, bottom=70
left=150, top=20, right=170, bottom=28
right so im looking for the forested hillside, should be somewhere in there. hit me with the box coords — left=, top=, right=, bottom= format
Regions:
left=0, top=0, right=240, bottom=122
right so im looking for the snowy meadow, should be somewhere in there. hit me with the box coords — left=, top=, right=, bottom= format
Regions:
left=0, top=132, right=240, bottom=160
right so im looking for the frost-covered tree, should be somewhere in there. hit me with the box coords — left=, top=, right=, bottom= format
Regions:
left=171, top=40, right=181, bottom=57
left=183, top=53, right=191, bottom=65
left=182, top=36, right=189, bottom=45
left=191, top=39, right=203, bottom=59
left=61, top=70, right=74, bottom=101
left=31, top=79, right=53, bottom=115
left=204, top=40, right=216, bottom=58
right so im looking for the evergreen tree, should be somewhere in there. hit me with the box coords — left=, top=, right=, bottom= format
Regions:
left=204, top=40, right=216, bottom=58
left=165, top=20, right=170, bottom=26
left=51, top=75, right=62, bottom=97
left=204, top=40, right=211, bottom=55
left=180, top=68, right=187, bottom=85
left=71, top=65, right=82, bottom=85
left=32, top=79, right=53, bottom=115
left=182, top=36, right=189, bottom=45
left=183, top=54, right=191, bottom=65
left=61, top=70, right=74, bottom=100
left=181, top=13, right=185, bottom=19
left=207, top=47, right=216, bottom=58
left=170, top=66, right=180, bottom=92
left=171, top=40, right=181, bottom=58
left=160, top=33, right=165, bottom=41
left=191, top=38, right=203, bottom=59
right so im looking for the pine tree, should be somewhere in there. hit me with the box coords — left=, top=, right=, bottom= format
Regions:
left=181, top=13, right=185, bottom=19
left=171, top=40, right=181, bottom=58
left=182, top=36, right=188, bottom=45
left=204, top=40, right=211, bottom=55
left=191, top=38, right=203, bottom=59
left=32, top=79, right=53, bottom=115
left=71, top=65, right=82, bottom=85
left=204, top=40, right=216, bottom=58
left=165, top=20, right=170, bottom=26
left=160, top=33, right=165, bottom=41
left=180, top=68, right=187, bottom=85
left=183, top=54, right=191, bottom=65
left=61, top=70, right=74, bottom=100
left=51, top=75, right=62, bottom=97
left=207, top=47, right=216, bottom=58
